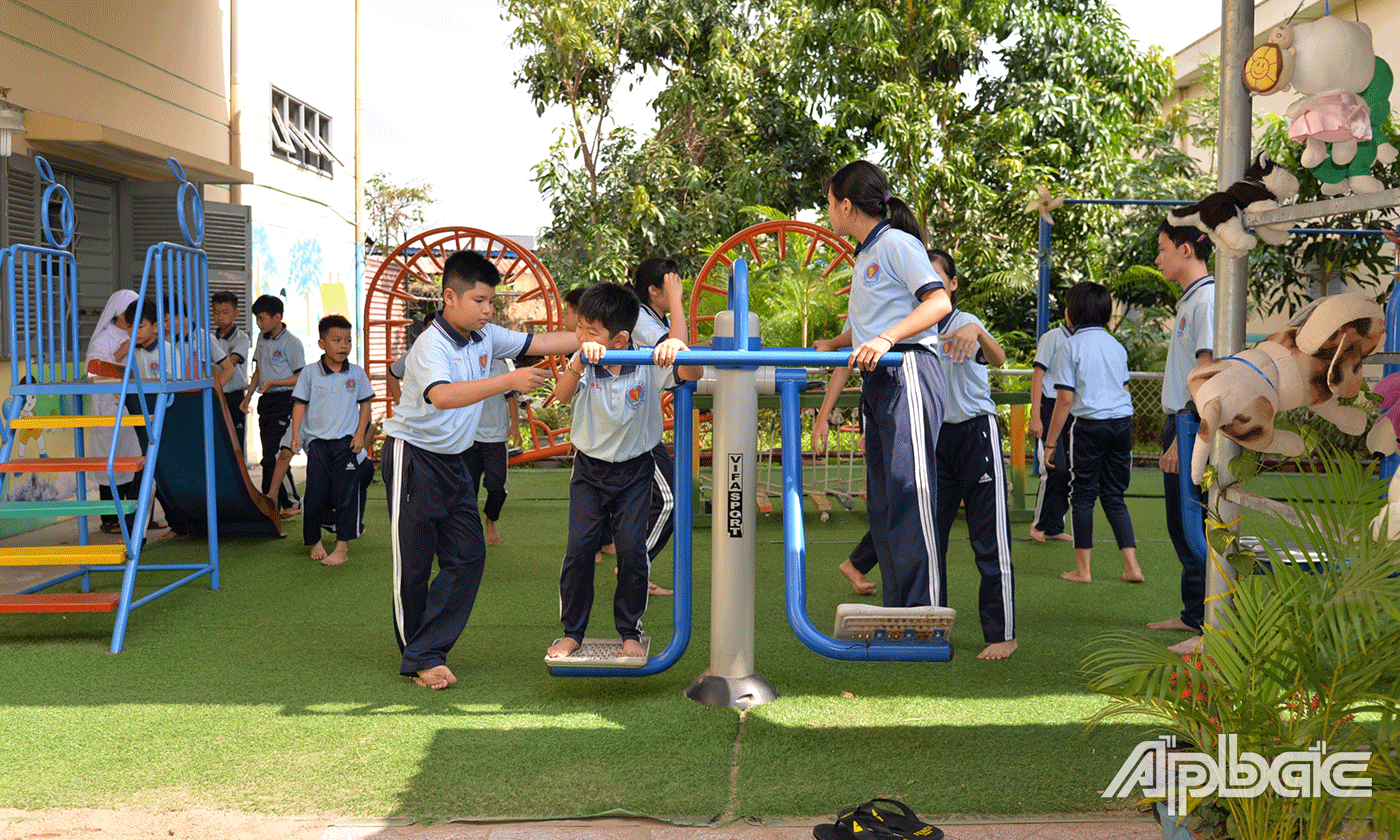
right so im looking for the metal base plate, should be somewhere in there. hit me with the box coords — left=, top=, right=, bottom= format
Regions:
left=833, top=604, right=957, bottom=643
left=544, top=636, right=651, bottom=669
left=684, top=671, right=777, bottom=709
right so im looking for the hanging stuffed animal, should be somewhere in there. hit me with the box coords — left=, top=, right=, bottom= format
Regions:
left=1366, top=372, right=1400, bottom=539
left=1167, top=151, right=1300, bottom=260
left=1186, top=292, right=1385, bottom=485
left=1244, top=16, right=1395, bottom=195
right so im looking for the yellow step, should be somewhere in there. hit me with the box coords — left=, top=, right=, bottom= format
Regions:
left=10, top=415, right=144, bottom=429
left=0, top=545, right=128, bottom=566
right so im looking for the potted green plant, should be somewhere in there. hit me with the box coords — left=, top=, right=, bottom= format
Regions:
left=1085, top=450, right=1400, bottom=840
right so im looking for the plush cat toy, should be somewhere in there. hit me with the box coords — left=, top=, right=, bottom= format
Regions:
left=1167, top=151, right=1300, bottom=260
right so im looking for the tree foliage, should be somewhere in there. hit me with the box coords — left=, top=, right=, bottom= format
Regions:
left=364, top=171, right=435, bottom=253
left=507, top=0, right=1212, bottom=352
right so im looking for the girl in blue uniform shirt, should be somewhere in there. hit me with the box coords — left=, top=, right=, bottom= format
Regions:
left=1042, top=281, right=1144, bottom=586
left=822, top=160, right=967, bottom=609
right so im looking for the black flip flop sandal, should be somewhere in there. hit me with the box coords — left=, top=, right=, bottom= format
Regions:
left=813, top=807, right=905, bottom=840
left=850, top=798, right=944, bottom=840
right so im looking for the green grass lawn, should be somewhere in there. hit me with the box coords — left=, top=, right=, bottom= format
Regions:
left=0, top=466, right=1270, bottom=821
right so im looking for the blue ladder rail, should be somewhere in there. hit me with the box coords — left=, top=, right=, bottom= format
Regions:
left=0, top=155, right=221, bottom=653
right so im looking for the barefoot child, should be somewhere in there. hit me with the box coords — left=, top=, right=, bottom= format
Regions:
left=811, top=362, right=877, bottom=596
left=286, top=315, right=374, bottom=566
left=545, top=282, right=703, bottom=661
left=1043, top=282, right=1143, bottom=586
left=466, top=358, right=518, bottom=546
left=383, top=250, right=571, bottom=689
left=1029, top=317, right=1073, bottom=543
left=242, top=294, right=305, bottom=515
left=928, top=248, right=1018, bottom=660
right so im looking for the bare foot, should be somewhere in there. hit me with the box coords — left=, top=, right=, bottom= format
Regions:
left=1121, top=569, right=1145, bottom=583
left=486, top=520, right=500, bottom=546
left=309, top=542, right=328, bottom=561
left=620, top=638, right=646, bottom=658
left=1029, top=528, right=1074, bottom=543
left=1147, top=617, right=1196, bottom=632
left=412, top=665, right=456, bottom=690
left=977, top=639, right=1018, bottom=660
left=321, top=542, right=349, bottom=566
left=839, top=559, right=878, bottom=596
left=1168, top=635, right=1204, bottom=656
left=596, top=542, right=616, bottom=564
left=281, top=507, right=300, bottom=518
left=648, top=581, right=674, bottom=596
left=1060, top=570, right=1092, bottom=583
left=547, top=638, right=581, bottom=659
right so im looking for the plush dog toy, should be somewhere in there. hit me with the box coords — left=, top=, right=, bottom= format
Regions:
left=1167, top=151, right=1300, bottom=260
left=1187, top=292, right=1385, bottom=484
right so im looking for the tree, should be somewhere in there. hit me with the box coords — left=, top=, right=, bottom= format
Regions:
left=364, top=171, right=435, bottom=252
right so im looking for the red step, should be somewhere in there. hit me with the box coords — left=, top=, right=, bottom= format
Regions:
left=0, top=593, right=120, bottom=613
left=0, top=457, right=145, bottom=473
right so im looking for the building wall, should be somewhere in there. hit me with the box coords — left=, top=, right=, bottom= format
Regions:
left=1, top=0, right=231, bottom=164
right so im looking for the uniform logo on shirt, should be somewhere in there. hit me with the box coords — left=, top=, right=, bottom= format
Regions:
left=1178, top=316, right=1188, bottom=335
left=626, top=382, right=645, bottom=409
left=345, top=378, right=357, bottom=392
left=863, top=262, right=882, bottom=287
left=272, top=349, right=285, bottom=360
left=478, top=353, right=489, bottom=372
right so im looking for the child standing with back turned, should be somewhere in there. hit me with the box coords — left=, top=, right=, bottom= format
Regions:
left=289, top=315, right=374, bottom=566
left=1043, top=281, right=1144, bottom=586
left=545, top=283, right=703, bottom=661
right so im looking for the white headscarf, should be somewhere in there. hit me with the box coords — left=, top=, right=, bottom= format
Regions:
left=86, top=290, right=138, bottom=366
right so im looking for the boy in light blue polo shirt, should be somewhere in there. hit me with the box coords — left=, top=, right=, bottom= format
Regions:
left=1044, top=282, right=1143, bottom=586
left=243, top=294, right=305, bottom=513
left=289, top=314, right=374, bottom=567
left=381, top=250, right=574, bottom=690
left=545, top=283, right=704, bottom=662
left=211, top=291, right=252, bottom=450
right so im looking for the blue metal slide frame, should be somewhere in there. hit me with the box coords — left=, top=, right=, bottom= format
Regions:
left=1, top=156, right=220, bottom=653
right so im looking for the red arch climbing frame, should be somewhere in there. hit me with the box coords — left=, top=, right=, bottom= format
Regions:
left=688, top=220, right=856, bottom=343
left=362, top=227, right=569, bottom=460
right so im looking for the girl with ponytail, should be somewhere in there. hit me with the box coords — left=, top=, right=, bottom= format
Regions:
left=818, top=160, right=957, bottom=610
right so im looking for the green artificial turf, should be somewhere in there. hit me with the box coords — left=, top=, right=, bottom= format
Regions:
left=0, top=467, right=1294, bottom=821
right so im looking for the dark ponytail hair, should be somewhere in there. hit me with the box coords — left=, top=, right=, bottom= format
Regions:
left=827, top=160, right=923, bottom=244
left=630, top=257, right=679, bottom=308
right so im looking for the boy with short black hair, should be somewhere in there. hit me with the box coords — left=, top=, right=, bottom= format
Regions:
left=211, top=291, right=251, bottom=449
left=242, top=294, right=305, bottom=514
left=287, top=314, right=374, bottom=566
left=383, top=250, right=577, bottom=690
left=545, top=282, right=703, bottom=661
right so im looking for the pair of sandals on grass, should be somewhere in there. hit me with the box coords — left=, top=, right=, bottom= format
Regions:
left=814, top=798, right=943, bottom=840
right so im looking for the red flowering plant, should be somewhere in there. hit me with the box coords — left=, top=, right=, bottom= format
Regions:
left=1085, top=452, right=1400, bottom=840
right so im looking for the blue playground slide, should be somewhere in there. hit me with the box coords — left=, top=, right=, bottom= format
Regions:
left=130, top=390, right=283, bottom=539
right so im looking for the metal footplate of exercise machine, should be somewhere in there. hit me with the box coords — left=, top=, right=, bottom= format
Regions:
left=545, top=636, right=652, bottom=670
left=833, top=605, right=957, bottom=643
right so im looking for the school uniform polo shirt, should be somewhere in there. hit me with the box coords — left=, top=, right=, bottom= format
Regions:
left=1051, top=326, right=1133, bottom=420
left=935, top=309, right=996, bottom=423
left=633, top=304, right=669, bottom=346
left=130, top=339, right=173, bottom=379
left=473, top=359, right=514, bottom=444
left=569, top=344, right=677, bottom=462
left=292, top=356, right=374, bottom=442
left=1032, top=325, right=1072, bottom=400
left=1162, top=275, right=1215, bottom=413
left=388, top=353, right=407, bottom=380
left=382, top=316, right=533, bottom=455
left=848, top=220, right=945, bottom=352
left=253, top=326, right=306, bottom=394
left=211, top=325, right=251, bottom=392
